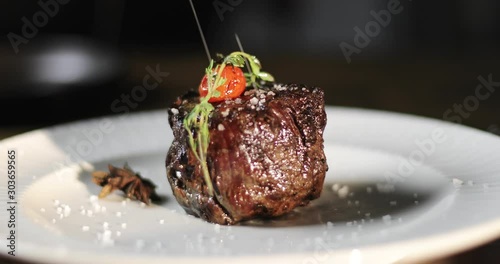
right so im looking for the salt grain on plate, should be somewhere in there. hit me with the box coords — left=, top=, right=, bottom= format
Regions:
left=53, top=200, right=60, bottom=206
left=63, top=205, right=71, bottom=217
left=89, top=195, right=98, bottom=203
left=82, top=226, right=90, bottom=232
left=217, top=124, right=225, bottom=131
left=382, top=215, right=392, bottom=223
left=331, top=183, right=340, bottom=192
left=337, top=185, right=349, bottom=199
left=121, top=223, right=127, bottom=229
left=116, top=212, right=122, bottom=217
left=452, top=178, right=464, bottom=188
left=40, top=208, right=45, bottom=213
left=159, top=219, right=165, bottom=225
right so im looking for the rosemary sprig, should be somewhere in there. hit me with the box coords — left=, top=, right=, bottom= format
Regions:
left=183, top=52, right=274, bottom=196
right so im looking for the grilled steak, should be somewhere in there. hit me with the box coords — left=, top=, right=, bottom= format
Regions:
left=165, top=83, right=328, bottom=225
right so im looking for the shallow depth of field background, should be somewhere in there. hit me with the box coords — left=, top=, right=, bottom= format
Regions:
left=0, top=0, right=499, bottom=263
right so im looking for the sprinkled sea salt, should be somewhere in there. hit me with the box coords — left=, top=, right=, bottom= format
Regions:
left=221, top=108, right=230, bottom=117
left=249, top=97, right=259, bottom=105
left=40, top=208, right=46, bottom=213
left=116, top=212, right=122, bottom=217
left=331, top=183, right=340, bottom=192
left=159, top=219, right=165, bottom=225
left=121, top=223, right=127, bottom=229
left=82, top=226, right=90, bottom=232
left=53, top=200, right=60, bottom=206
left=89, top=195, right=98, bottom=203
left=337, top=185, right=349, bottom=199
left=63, top=205, right=71, bottom=217
left=170, top=108, right=179, bottom=115
left=218, top=124, right=225, bottom=131
left=382, top=215, right=392, bottom=223
left=452, top=178, right=464, bottom=188
left=79, top=161, right=94, bottom=172
left=103, top=222, right=109, bottom=230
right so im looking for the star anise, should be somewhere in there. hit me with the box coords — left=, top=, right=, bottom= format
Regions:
left=91, top=163, right=160, bottom=205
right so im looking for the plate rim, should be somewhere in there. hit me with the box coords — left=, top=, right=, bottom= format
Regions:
left=1, top=106, right=500, bottom=264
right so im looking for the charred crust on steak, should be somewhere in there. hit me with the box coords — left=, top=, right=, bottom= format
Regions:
left=165, top=83, right=328, bottom=225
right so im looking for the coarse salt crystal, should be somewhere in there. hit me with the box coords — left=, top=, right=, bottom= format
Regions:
left=250, top=97, right=259, bottom=105
left=159, top=219, right=165, bottom=224
left=218, top=124, right=225, bottom=131
left=170, top=108, right=179, bottom=115
left=221, top=108, right=230, bottom=117
left=89, top=195, right=98, bottom=203
left=121, top=223, right=127, bottom=229
left=82, top=226, right=90, bottom=232
left=338, top=185, right=349, bottom=199
left=63, top=205, right=71, bottom=217
left=382, top=215, right=392, bottom=223
left=452, top=178, right=464, bottom=187
left=116, top=212, right=122, bottom=217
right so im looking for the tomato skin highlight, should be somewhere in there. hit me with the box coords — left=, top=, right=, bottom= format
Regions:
left=199, top=65, right=246, bottom=102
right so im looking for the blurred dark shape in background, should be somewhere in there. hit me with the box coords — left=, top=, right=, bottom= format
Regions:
left=0, top=0, right=499, bottom=135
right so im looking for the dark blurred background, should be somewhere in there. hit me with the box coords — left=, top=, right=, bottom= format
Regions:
left=0, top=0, right=499, bottom=263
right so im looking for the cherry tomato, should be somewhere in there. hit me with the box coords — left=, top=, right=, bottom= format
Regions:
left=199, top=65, right=246, bottom=102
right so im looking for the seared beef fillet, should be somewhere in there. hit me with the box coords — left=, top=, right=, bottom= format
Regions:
left=165, top=83, right=328, bottom=225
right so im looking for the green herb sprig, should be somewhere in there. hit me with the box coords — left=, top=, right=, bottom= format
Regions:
left=183, top=52, right=274, bottom=196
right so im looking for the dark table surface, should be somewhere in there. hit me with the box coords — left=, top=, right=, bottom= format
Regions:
left=1, top=54, right=499, bottom=264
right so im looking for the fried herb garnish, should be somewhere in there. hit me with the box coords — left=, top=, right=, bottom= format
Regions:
left=183, top=52, right=274, bottom=196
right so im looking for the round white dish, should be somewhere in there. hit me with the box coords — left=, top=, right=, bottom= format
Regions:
left=1, top=106, right=500, bottom=264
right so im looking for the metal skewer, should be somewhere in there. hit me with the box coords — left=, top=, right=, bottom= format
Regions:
left=234, top=33, right=252, bottom=73
left=188, top=0, right=212, bottom=63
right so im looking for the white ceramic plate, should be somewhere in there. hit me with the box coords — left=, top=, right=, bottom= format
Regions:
left=1, top=106, right=500, bottom=264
